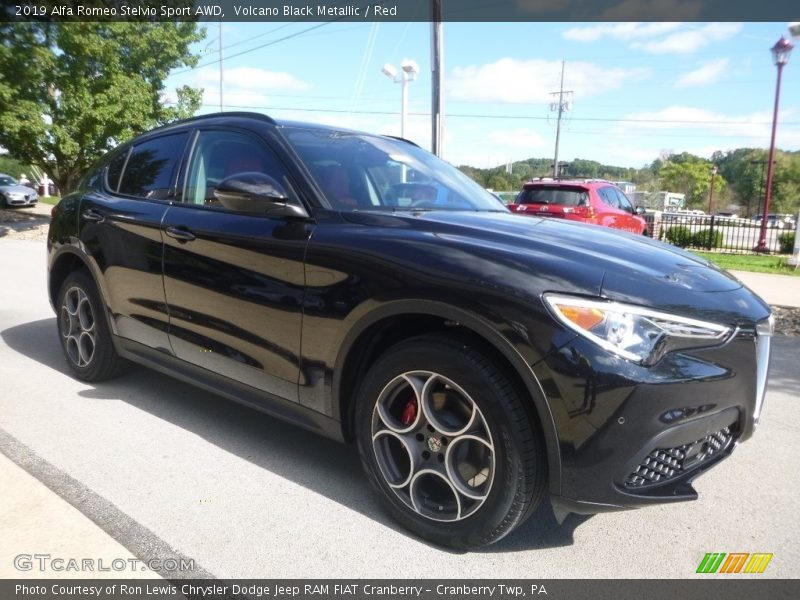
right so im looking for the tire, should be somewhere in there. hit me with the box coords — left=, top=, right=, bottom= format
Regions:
left=56, top=270, right=126, bottom=381
left=355, top=333, right=546, bottom=549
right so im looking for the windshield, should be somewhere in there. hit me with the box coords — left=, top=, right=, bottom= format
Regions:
left=280, top=126, right=507, bottom=212
left=0, top=176, right=19, bottom=186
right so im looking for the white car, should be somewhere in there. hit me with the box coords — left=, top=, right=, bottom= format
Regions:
left=0, top=174, right=39, bottom=207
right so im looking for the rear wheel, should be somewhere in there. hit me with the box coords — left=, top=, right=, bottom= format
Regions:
left=355, top=334, right=546, bottom=549
left=57, top=270, right=126, bottom=381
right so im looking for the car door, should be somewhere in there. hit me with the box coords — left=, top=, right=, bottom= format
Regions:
left=79, top=131, right=190, bottom=351
left=596, top=186, right=623, bottom=230
left=614, top=188, right=642, bottom=233
left=161, top=127, right=313, bottom=401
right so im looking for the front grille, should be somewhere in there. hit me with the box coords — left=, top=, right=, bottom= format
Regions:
left=625, top=425, right=735, bottom=488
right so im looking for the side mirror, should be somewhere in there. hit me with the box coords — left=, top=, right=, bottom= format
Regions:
left=635, top=205, right=646, bottom=215
left=214, top=172, right=308, bottom=218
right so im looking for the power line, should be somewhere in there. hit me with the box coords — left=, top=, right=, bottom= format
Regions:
left=175, top=102, right=800, bottom=127
left=172, top=21, right=334, bottom=75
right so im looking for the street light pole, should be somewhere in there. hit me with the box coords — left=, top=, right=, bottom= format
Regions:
left=755, top=36, right=793, bottom=252
left=382, top=60, right=420, bottom=139
left=708, top=165, right=718, bottom=214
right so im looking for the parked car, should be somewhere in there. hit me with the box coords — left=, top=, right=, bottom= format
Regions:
left=0, top=173, right=39, bottom=207
left=662, top=209, right=707, bottom=225
left=753, top=213, right=789, bottom=229
left=508, top=179, right=648, bottom=235
left=48, top=113, right=773, bottom=549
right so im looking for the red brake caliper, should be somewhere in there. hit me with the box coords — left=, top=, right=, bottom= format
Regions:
left=400, top=395, right=417, bottom=426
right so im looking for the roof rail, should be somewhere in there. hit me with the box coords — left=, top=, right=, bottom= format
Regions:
left=530, top=176, right=612, bottom=182
left=178, top=111, right=277, bottom=126
left=144, top=111, right=277, bottom=136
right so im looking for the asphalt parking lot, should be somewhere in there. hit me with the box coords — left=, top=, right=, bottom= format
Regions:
left=1, top=237, right=798, bottom=579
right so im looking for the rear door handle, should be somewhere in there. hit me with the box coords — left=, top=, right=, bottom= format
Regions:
left=82, top=208, right=105, bottom=223
left=165, top=226, right=196, bottom=242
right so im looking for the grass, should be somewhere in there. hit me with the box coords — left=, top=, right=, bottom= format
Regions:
left=38, top=196, right=60, bottom=205
left=694, top=251, right=800, bottom=276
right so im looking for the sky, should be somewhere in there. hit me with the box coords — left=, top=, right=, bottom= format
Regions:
left=163, top=21, right=800, bottom=169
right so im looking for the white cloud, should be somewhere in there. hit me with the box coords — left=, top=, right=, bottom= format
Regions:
left=563, top=22, right=682, bottom=43
left=448, top=58, right=647, bottom=104
left=676, top=58, right=730, bottom=87
left=611, top=105, right=798, bottom=143
left=195, top=66, right=311, bottom=108
left=563, top=22, right=742, bottom=55
left=636, top=23, right=742, bottom=55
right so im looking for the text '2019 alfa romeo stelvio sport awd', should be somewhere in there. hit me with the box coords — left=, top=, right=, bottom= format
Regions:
left=47, top=113, right=773, bottom=549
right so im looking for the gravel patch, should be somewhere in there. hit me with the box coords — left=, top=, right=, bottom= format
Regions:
left=0, top=207, right=50, bottom=241
left=772, top=305, right=800, bottom=337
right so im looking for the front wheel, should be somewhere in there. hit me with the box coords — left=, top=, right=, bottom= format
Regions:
left=56, top=270, right=126, bottom=381
left=355, top=334, right=546, bottom=549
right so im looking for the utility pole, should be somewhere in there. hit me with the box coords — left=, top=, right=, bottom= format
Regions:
left=550, top=61, right=573, bottom=177
left=431, top=0, right=444, bottom=157
left=219, top=19, right=224, bottom=111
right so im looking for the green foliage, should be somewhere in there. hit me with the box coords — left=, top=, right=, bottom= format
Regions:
left=712, top=148, right=800, bottom=217
left=0, top=20, right=204, bottom=194
left=692, top=228, right=723, bottom=249
left=458, top=157, right=644, bottom=190
left=694, top=251, right=800, bottom=276
left=778, top=232, right=796, bottom=254
left=659, top=155, right=727, bottom=209
left=0, top=154, right=32, bottom=178
left=664, top=226, right=694, bottom=248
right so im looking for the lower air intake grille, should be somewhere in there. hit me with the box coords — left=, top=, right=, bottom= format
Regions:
left=625, top=425, right=735, bottom=488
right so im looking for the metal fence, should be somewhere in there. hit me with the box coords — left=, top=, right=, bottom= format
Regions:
left=644, top=213, right=795, bottom=254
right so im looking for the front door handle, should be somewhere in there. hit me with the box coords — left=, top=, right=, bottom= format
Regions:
left=82, top=208, right=105, bottom=223
left=165, top=226, right=196, bottom=242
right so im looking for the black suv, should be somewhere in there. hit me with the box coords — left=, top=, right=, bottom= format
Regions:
left=48, top=113, right=772, bottom=549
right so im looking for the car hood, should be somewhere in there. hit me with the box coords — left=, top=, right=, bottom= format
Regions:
left=0, top=184, right=36, bottom=195
left=343, top=209, right=749, bottom=298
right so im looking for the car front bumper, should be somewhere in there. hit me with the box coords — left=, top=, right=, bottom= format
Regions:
left=3, top=194, right=38, bottom=206
left=537, top=317, right=772, bottom=514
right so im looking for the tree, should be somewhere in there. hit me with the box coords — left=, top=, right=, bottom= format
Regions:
left=0, top=153, right=32, bottom=179
left=659, top=155, right=727, bottom=210
left=0, top=21, right=203, bottom=195
left=713, top=148, right=800, bottom=217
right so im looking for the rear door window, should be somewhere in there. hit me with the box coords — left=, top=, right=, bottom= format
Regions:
left=118, top=133, right=189, bottom=199
left=105, top=149, right=130, bottom=193
left=598, top=187, right=621, bottom=208
left=517, top=186, right=589, bottom=206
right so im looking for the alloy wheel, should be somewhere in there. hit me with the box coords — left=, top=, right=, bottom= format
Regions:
left=371, top=370, right=495, bottom=522
left=60, top=286, right=96, bottom=368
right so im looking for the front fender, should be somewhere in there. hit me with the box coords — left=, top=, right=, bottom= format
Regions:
left=331, top=296, right=563, bottom=495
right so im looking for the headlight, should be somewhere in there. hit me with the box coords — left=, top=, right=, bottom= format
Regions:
left=543, top=294, right=732, bottom=365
